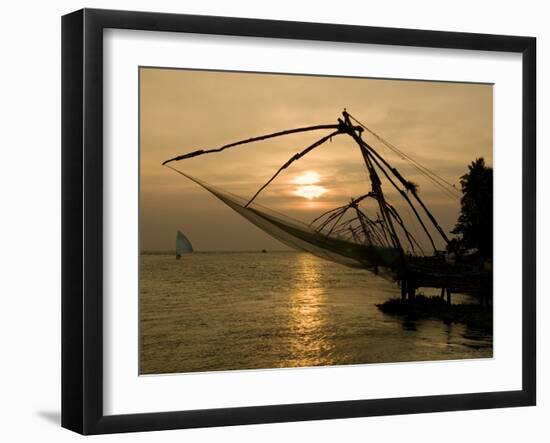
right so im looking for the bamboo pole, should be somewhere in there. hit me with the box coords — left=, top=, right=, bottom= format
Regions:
left=354, top=206, right=373, bottom=245
left=358, top=136, right=450, bottom=245
left=384, top=201, right=425, bottom=255
left=245, top=130, right=343, bottom=207
left=341, top=114, right=403, bottom=252
left=361, top=146, right=402, bottom=251
left=327, top=207, right=351, bottom=236
left=355, top=207, right=390, bottom=248
left=361, top=140, right=438, bottom=253
left=162, top=123, right=354, bottom=165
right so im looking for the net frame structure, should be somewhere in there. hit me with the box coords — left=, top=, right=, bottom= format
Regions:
left=163, top=110, right=469, bottom=295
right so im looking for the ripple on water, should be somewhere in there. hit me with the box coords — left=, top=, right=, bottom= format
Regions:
left=140, top=252, right=493, bottom=374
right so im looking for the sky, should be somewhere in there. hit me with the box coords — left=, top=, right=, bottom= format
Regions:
left=140, top=67, right=492, bottom=252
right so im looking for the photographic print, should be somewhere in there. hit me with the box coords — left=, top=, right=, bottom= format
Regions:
left=139, top=67, right=493, bottom=375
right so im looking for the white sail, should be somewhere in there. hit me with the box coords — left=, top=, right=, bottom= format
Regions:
left=176, top=230, right=194, bottom=256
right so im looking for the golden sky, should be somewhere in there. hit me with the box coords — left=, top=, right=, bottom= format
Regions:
left=140, top=67, right=492, bottom=252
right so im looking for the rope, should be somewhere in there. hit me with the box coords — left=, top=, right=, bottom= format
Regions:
left=347, top=113, right=460, bottom=200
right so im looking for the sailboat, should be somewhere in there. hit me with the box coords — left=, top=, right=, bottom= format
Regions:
left=176, top=230, right=193, bottom=259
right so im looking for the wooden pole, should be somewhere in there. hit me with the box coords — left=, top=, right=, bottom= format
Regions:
left=358, top=139, right=439, bottom=253
left=407, top=274, right=417, bottom=300
left=354, top=207, right=373, bottom=245
left=401, top=279, right=408, bottom=301
left=358, top=139, right=451, bottom=246
left=163, top=123, right=356, bottom=164
left=340, top=114, right=403, bottom=252
left=245, top=130, right=342, bottom=207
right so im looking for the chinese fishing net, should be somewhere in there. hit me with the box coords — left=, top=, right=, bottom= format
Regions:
left=167, top=167, right=401, bottom=272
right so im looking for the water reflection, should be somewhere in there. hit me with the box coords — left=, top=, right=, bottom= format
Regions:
left=287, top=253, right=333, bottom=367
left=141, top=252, right=493, bottom=374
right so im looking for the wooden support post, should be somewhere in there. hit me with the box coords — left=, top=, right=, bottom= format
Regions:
left=408, top=284, right=416, bottom=301
left=407, top=274, right=416, bottom=301
left=440, top=287, right=445, bottom=299
left=446, top=287, right=452, bottom=305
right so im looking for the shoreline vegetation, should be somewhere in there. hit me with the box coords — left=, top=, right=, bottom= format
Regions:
left=376, top=295, right=493, bottom=332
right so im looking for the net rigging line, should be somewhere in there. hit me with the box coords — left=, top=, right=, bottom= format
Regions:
left=347, top=112, right=461, bottom=200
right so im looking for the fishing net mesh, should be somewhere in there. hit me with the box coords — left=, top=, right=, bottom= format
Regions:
left=173, top=169, right=400, bottom=271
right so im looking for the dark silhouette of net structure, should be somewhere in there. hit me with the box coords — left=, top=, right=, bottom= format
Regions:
left=163, top=110, right=491, bottom=302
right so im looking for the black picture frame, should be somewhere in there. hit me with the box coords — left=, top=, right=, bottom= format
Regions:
left=61, top=8, right=536, bottom=435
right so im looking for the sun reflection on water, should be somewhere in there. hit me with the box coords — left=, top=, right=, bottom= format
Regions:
left=287, top=253, right=334, bottom=367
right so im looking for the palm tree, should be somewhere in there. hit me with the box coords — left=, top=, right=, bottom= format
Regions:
left=451, top=158, right=493, bottom=259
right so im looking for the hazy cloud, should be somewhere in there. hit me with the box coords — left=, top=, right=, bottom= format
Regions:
left=140, top=68, right=492, bottom=251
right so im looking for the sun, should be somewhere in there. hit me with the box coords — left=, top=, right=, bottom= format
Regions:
left=294, top=185, right=327, bottom=200
left=292, top=171, right=321, bottom=185
left=292, top=171, right=327, bottom=200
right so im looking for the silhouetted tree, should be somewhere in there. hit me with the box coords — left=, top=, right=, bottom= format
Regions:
left=451, top=158, right=493, bottom=259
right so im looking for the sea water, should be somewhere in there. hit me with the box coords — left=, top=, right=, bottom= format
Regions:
left=140, top=251, right=492, bottom=374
